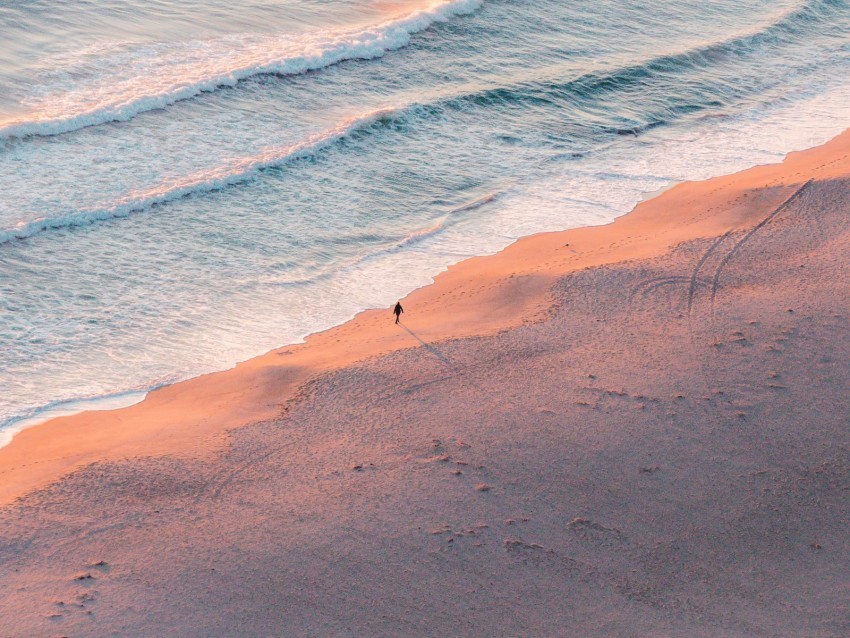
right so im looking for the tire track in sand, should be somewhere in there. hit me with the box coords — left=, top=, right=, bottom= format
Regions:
left=709, top=180, right=813, bottom=316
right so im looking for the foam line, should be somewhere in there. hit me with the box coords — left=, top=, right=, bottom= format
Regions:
left=0, top=0, right=483, bottom=140
left=0, top=108, right=398, bottom=244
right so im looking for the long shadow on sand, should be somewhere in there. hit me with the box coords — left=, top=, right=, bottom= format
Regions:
left=398, top=322, right=456, bottom=370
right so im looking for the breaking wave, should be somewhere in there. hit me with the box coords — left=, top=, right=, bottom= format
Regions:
left=0, top=108, right=400, bottom=244
left=0, top=0, right=482, bottom=140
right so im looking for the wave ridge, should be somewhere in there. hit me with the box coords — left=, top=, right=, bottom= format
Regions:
left=440, top=0, right=846, bottom=120
left=0, top=108, right=399, bottom=244
left=0, top=0, right=482, bottom=140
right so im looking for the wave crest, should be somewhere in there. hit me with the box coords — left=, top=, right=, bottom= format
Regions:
left=0, top=0, right=482, bottom=140
left=441, top=0, right=845, bottom=121
left=0, top=108, right=400, bottom=244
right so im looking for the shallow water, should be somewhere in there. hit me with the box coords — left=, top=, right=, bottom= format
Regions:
left=1, top=0, right=849, bottom=436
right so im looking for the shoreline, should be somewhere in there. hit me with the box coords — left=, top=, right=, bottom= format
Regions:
left=1, top=127, right=849, bottom=506
left=3, top=122, right=850, bottom=635
left=0, top=390, right=149, bottom=448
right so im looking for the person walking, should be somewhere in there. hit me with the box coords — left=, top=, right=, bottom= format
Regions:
left=393, top=301, right=404, bottom=324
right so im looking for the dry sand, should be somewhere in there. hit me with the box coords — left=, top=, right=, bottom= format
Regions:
left=1, top=131, right=849, bottom=636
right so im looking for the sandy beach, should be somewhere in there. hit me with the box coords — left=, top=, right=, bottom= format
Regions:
left=1, top=129, right=849, bottom=636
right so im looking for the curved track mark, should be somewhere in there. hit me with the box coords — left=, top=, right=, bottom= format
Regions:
left=644, top=276, right=709, bottom=298
left=688, top=232, right=731, bottom=315
left=196, top=436, right=289, bottom=504
left=710, top=180, right=812, bottom=314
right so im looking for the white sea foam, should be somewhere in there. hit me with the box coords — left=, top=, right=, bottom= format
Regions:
left=2, top=0, right=849, bottom=450
left=0, top=0, right=482, bottom=140
left=0, top=391, right=149, bottom=448
left=393, top=193, right=499, bottom=249
left=0, top=108, right=397, bottom=244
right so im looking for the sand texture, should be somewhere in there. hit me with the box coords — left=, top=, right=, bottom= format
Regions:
left=1, top=132, right=849, bottom=636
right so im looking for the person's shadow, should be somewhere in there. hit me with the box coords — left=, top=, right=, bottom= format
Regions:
left=398, top=322, right=456, bottom=370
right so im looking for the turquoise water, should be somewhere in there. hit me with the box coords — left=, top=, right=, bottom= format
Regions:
left=1, top=0, right=849, bottom=439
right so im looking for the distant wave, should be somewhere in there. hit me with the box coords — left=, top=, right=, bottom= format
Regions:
left=396, top=218, right=449, bottom=250
left=396, top=192, right=499, bottom=248
left=385, top=192, right=501, bottom=254
left=0, top=108, right=400, bottom=244
left=0, top=0, right=482, bottom=140
left=271, top=190, right=502, bottom=289
left=451, top=192, right=499, bottom=213
left=441, top=0, right=845, bottom=121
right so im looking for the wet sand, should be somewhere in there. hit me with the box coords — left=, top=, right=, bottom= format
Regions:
left=1, top=131, right=849, bottom=636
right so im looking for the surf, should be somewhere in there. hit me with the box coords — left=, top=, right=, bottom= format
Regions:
left=0, top=108, right=401, bottom=244
left=0, top=0, right=482, bottom=141
left=439, top=0, right=847, bottom=124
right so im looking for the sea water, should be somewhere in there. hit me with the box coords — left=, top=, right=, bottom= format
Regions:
left=1, top=0, right=849, bottom=440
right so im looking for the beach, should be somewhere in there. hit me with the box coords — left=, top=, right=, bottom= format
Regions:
left=1, top=128, right=848, bottom=636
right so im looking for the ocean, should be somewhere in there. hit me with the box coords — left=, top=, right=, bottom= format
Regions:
left=1, top=0, right=849, bottom=442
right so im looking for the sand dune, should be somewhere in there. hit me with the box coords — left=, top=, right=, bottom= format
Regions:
left=1, top=132, right=849, bottom=636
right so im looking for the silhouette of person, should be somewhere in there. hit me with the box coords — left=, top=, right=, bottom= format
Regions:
left=393, top=301, right=404, bottom=324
